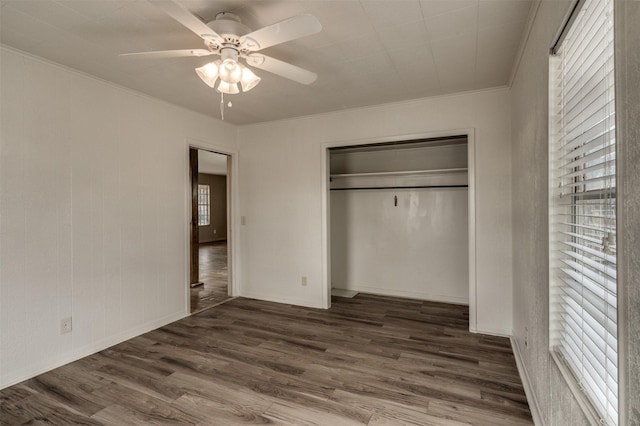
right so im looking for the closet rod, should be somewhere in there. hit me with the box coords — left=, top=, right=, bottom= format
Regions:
left=331, top=185, right=468, bottom=191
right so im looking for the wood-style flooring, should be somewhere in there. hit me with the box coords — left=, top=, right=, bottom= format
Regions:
left=0, top=294, right=533, bottom=425
left=190, top=241, right=231, bottom=313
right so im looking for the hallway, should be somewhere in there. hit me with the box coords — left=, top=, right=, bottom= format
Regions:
left=190, top=241, right=231, bottom=313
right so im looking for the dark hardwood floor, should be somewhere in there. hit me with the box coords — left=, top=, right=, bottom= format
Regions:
left=190, top=241, right=231, bottom=313
left=0, top=294, right=533, bottom=425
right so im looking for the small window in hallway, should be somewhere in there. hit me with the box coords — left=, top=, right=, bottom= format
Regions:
left=198, top=184, right=210, bottom=226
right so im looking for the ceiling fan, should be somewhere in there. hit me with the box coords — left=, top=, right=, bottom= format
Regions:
left=122, top=0, right=322, bottom=96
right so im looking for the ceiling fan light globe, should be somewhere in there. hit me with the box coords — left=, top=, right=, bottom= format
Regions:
left=217, top=81, right=240, bottom=94
left=219, top=59, right=242, bottom=84
left=195, top=61, right=219, bottom=88
left=240, top=67, right=261, bottom=92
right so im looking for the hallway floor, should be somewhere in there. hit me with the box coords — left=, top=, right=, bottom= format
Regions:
left=190, top=241, right=231, bottom=313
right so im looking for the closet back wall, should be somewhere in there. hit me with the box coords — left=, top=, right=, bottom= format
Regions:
left=330, top=142, right=469, bottom=304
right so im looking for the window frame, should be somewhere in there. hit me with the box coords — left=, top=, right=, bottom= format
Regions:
left=548, top=0, right=619, bottom=424
left=197, top=184, right=210, bottom=227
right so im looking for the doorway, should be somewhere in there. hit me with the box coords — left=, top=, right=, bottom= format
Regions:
left=189, top=148, right=233, bottom=313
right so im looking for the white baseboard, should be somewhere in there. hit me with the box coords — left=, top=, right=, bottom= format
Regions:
left=0, top=310, right=187, bottom=390
left=470, top=327, right=512, bottom=338
left=331, top=288, right=358, bottom=298
left=239, top=291, right=326, bottom=309
left=511, top=336, right=545, bottom=426
left=333, top=285, right=469, bottom=306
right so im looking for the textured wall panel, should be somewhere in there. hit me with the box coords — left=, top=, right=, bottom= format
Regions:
left=0, top=47, right=238, bottom=388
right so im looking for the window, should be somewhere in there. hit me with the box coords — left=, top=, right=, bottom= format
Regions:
left=549, top=0, right=617, bottom=424
left=198, top=184, right=210, bottom=226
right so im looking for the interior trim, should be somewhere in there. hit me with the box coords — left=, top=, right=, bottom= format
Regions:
left=511, top=336, right=546, bottom=426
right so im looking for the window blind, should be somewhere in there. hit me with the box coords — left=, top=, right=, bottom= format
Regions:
left=549, top=0, right=618, bottom=424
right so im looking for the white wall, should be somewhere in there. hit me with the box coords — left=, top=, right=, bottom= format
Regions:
left=0, top=47, right=237, bottom=388
left=330, top=139, right=468, bottom=174
left=511, top=1, right=640, bottom=423
left=508, top=1, right=640, bottom=424
left=237, top=87, right=513, bottom=336
left=615, top=3, right=640, bottom=424
left=331, top=187, right=469, bottom=304
left=509, top=3, right=586, bottom=424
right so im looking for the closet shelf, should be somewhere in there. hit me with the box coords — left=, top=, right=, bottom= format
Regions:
left=330, top=168, right=468, bottom=178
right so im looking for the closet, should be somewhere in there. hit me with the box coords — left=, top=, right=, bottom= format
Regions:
left=329, top=136, right=469, bottom=304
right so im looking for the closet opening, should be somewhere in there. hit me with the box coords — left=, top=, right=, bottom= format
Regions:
left=325, top=134, right=475, bottom=329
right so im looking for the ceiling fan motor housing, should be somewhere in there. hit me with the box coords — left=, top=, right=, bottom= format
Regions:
left=207, top=12, right=251, bottom=43
left=220, top=46, right=239, bottom=63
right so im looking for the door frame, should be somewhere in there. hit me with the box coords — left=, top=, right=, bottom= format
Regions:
left=189, top=148, right=202, bottom=287
left=185, top=138, right=239, bottom=314
left=320, top=128, right=477, bottom=332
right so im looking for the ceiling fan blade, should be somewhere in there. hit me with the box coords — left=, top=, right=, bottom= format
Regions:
left=246, top=54, right=317, bottom=85
left=119, top=49, right=214, bottom=59
left=239, top=14, right=322, bottom=52
left=150, top=0, right=222, bottom=43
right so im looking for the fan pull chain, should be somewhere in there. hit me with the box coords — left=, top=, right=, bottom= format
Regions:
left=219, top=92, right=233, bottom=121
left=220, top=92, right=224, bottom=121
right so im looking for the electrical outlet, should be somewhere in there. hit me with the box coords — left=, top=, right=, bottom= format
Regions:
left=213, top=229, right=217, bottom=234
left=60, top=317, right=72, bottom=334
left=301, top=276, right=307, bottom=286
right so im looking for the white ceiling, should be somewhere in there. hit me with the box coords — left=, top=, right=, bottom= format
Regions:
left=0, top=0, right=534, bottom=125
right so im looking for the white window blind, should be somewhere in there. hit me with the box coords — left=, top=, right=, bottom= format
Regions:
left=549, top=0, right=618, bottom=424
